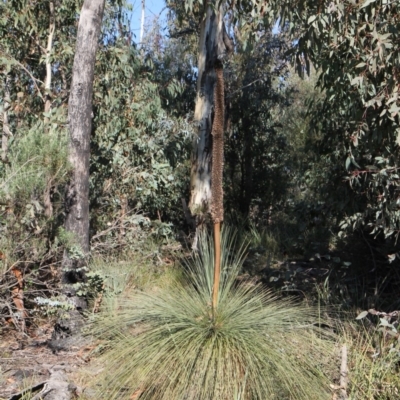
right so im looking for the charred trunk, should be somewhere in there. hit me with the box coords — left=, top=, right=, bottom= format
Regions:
left=189, top=3, right=232, bottom=245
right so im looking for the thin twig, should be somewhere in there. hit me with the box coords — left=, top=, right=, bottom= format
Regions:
left=361, top=229, right=377, bottom=272
left=0, top=50, right=44, bottom=102
left=340, top=344, right=348, bottom=400
left=226, top=78, right=264, bottom=98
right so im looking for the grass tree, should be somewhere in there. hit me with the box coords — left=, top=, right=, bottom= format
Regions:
left=185, top=0, right=233, bottom=309
left=188, top=1, right=232, bottom=238
left=90, top=229, right=334, bottom=399
left=87, top=2, right=336, bottom=398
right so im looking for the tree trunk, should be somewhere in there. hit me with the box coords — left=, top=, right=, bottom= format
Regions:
left=140, top=0, right=145, bottom=45
left=43, top=1, right=56, bottom=217
left=44, top=1, right=55, bottom=116
left=51, top=0, right=105, bottom=351
left=63, top=0, right=105, bottom=285
left=189, top=3, right=231, bottom=239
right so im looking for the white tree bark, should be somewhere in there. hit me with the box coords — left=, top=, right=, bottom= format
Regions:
left=189, top=3, right=231, bottom=228
left=43, top=1, right=56, bottom=217
left=140, top=0, right=145, bottom=45
left=44, top=1, right=55, bottom=114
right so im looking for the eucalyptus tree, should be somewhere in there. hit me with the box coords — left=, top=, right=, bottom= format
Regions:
left=62, top=0, right=106, bottom=288
left=296, top=0, right=400, bottom=248
left=259, top=0, right=400, bottom=252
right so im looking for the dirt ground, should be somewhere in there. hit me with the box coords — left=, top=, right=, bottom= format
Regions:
left=0, top=324, right=96, bottom=400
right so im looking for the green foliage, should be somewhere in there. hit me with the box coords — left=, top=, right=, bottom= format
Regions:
left=90, top=18, right=194, bottom=232
left=0, top=117, right=69, bottom=204
left=90, top=229, right=334, bottom=400
left=289, top=1, right=400, bottom=246
left=224, top=30, right=292, bottom=217
left=0, top=0, right=77, bottom=277
left=0, top=116, right=70, bottom=271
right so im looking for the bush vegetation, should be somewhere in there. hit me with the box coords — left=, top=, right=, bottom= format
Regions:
left=1, top=0, right=400, bottom=399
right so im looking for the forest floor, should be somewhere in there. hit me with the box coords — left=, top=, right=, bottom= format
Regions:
left=0, top=322, right=97, bottom=399
left=1, top=237, right=399, bottom=399
left=0, top=257, right=342, bottom=400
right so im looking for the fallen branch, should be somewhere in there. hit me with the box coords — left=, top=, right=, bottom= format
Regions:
left=8, top=381, right=46, bottom=400
left=340, top=344, right=348, bottom=400
left=8, top=370, right=76, bottom=400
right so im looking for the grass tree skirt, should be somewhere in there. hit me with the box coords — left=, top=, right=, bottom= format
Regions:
left=89, top=229, right=335, bottom=400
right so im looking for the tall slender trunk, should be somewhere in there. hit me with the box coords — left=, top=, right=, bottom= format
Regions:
left=43, top=1, right=56, bottom=217
left=1, top=75, right=11, bottom=164
left=52, top=0, right=105, bottom=347
left=140, top=0, right=145, bottom=45
left=63, top=0, right=105, bottom=286
left=44, top=1, right=55, bottom=115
